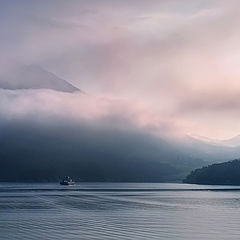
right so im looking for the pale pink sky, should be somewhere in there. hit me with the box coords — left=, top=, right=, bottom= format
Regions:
left=1, top=0, right=240, bottom=139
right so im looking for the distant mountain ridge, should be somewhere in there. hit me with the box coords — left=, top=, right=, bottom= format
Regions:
left=0, top=64, right=80, bottom=93
left=190, top=134, right=240, bottom=147
left=222, top=135, right=240, bottom=147
left=172, top=135, right=240, bottom=163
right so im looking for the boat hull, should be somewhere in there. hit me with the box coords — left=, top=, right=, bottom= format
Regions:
left=60, top=181, right=75, bottom=185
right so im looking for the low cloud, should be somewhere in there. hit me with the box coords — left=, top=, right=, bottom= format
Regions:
left=0, top=89, right=182, bottom=138
left=178, top=90, right=240, bottom=114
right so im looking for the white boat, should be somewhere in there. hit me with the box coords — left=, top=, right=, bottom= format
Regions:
left=60, top=176, right=75, bottom=185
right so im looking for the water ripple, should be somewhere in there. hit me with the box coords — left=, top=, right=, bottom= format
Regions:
left=1, top=183, right=240, bottom=239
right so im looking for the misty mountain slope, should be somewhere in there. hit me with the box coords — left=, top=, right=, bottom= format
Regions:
left=190, top=134, right=240, bottom=148
left=178, top=135, right=240, bottom=162
left=0, top=64, right=80, bottom=92
left=222, top=135, right=240, bottom=147
left=0, top=120, right=204, bottom=182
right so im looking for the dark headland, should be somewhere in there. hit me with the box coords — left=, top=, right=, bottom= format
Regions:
left=183, top=159, right=240, bottom=185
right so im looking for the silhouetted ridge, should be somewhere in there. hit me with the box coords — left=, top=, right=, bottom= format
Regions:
left=183, top=159, right=240, bottom=185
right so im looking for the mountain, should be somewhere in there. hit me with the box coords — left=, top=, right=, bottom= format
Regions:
left=183, top=159, right=240, bottom=185
left=2, top=119, right=240, bottom=182
left=190, top=134, right=240, bottom=148
left=183, top=135, right=240, bottom=161
left=0, top=64, right=80, bottom=92
left=0, top=121, right=204, bottom=182
left=222, top=135, right=240, bottom=147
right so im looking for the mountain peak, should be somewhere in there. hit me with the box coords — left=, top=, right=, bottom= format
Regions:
left=0, top=64, right=80, bottom=93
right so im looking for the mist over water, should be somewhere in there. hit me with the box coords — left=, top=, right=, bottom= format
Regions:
left=1, top=183, right=240, bottom=240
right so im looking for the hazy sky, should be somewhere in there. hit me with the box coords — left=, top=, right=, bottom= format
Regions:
left=1, top=0, right=240, bottom=139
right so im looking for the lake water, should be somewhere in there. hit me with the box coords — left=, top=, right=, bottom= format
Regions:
left=1, top=183, right=240, bottom=239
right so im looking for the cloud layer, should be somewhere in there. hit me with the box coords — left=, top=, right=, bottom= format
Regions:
left=1, top=0, right=240, bottom=139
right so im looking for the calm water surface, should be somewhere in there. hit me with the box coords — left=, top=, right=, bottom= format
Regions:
left=1, top=182, right=240, bottom=240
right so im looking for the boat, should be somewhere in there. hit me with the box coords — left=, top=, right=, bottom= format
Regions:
left=60, top=176, right=75, bottom=185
